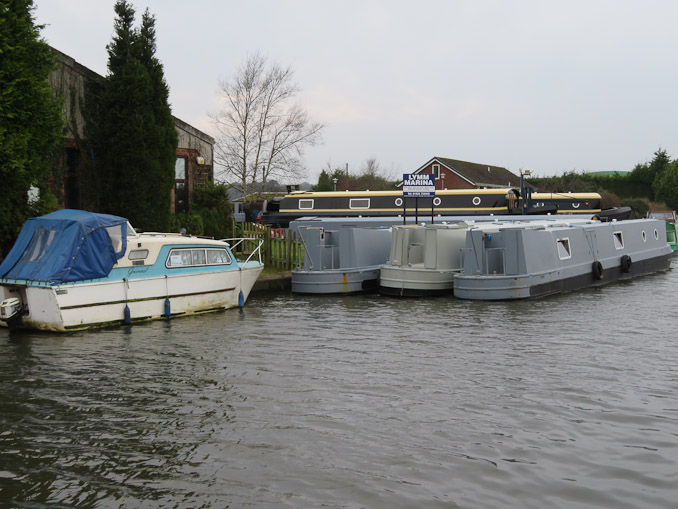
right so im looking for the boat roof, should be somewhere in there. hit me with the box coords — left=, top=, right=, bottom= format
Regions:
left=0, top=209, right=128, bottom=283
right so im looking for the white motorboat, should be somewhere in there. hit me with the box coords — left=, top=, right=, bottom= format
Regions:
left=0, top=209, right=263, bottom=331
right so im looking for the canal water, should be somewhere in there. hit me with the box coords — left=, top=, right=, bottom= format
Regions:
left=1, top=262, right=678, bottom=508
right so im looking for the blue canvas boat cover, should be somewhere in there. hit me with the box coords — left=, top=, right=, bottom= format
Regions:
left=0, top=209, right=128, bottom=283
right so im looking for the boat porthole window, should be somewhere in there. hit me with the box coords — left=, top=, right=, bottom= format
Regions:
left=395, top=197, right=403, bottom=207
left=642, top=231, right=647, bottom=242
left=472, top=196, right=481, bottom=206
left=654, top=229, right=659, bottom=240
left=572, top=202, right=580, bottom=209
left=433, top=197, right=442, bottom=206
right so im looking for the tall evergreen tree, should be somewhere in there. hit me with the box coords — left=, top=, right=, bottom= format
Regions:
left=84, top=0, right=177, bottom=231
left=133, top=8, right=178, bottom=230
left=630, top=148, right=670, bottom=201
left=0, top=0, right=63, bottom=256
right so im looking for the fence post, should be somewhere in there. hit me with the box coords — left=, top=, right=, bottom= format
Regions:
left=265, top=226, right=272, bottom=267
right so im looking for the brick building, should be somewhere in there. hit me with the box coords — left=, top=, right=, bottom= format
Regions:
left=402, top=156, right=522, bottom=190
left=48, top=47, right=214, bottom=213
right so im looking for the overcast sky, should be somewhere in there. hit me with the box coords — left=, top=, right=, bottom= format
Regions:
left=35, top=0, right=678, bottom=183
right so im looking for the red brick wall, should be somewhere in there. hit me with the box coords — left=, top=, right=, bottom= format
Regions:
left=420, top=162, right=476, bottom=190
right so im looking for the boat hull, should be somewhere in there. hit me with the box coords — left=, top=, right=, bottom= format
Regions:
left=292, top=266, right=381, bottom=294
left=454, top=253, right=672, bottom=300
left=379, top=265, right=457, bottom=297
left=0, top=265, right=263, bottom=331
left=454, top=219, right=672, bottom=300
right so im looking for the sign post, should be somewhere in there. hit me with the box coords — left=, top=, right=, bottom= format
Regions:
left=402, top=173, right=435, bottom=224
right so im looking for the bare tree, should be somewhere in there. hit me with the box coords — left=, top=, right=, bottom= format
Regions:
left=212, top=53, right=324, bottom=201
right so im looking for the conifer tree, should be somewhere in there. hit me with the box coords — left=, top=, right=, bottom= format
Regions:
left=0, top=0, right=63, bottom=256
left=85, top=0, right=177, bottom=231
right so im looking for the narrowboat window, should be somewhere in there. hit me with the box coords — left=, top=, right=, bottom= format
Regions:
left=654, top=229, right=659, bottom=240
left=299, top=199, right=314, bottom=210
left=349, top=198, right=370, bottom=209
left=642, top=231, right=647, bottom=242
left=556, top=238, right=571, bottom=260
left=129, top=249, right=149, bottom=260
left=613, top=231, right=624, bottom=250
left=206, top=248, right=232, bottom=265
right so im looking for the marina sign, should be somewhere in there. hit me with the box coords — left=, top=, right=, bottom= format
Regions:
left=403, top=173, right=435, bottom=197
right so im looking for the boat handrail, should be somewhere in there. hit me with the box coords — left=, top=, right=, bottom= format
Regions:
left=222, top=237, right=264, bottom=265
left=297, top=226, right=339, bottom=270
left=297, top=227, right=314, bottom=269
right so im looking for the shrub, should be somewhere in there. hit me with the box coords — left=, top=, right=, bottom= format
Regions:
left=597, top=189, right=620, bottom=209
left=170, top=213, right=204, bottom=235
left=620, top=197, right=650, bottom=219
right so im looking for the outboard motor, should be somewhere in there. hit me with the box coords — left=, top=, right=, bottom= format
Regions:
left=0, top=297, right=24, bottom=328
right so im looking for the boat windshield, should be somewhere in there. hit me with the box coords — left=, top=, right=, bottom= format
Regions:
left=126, top=222, right=139, bottom=238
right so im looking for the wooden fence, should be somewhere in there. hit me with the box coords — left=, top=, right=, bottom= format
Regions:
left=235, top=222, right=304, bottom=271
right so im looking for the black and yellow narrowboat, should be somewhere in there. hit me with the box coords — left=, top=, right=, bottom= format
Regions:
left=261, top=188, right=603, bottom=227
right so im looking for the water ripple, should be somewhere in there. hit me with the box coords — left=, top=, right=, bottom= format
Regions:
left=2, top=264, right=678, bottom=507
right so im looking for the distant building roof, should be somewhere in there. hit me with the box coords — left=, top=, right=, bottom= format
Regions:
left=400, top=156, right=522, bottom=188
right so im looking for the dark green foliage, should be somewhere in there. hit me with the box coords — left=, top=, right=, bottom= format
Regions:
left=0, top=0, right=63, bottom=256
left=653, top=160, right=678, bottom=211
left=311, top=170, right=334, bottom=191
left=528, top=171, right=648, bottom=199
left=189, top=181, right=234, bottom=238
left=630, top=148, right=671, bottom=201
left=170, top=213, right=204, bottom=236
left=311, top=169, right=346, bottom=191
left=620, top=197, right=650, bottom=219
left=84, top=1, right=177, bottom=232
left=530, top=171, right=605, bottom=193
left=527, top=148, right=678, bottom=216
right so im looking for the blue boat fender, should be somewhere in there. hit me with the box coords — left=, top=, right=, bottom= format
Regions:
left=164, top=297, right=171, bottom=317
left=238, top=290, right=245, bottom=307
left=124, top=304, right=131, bottom=325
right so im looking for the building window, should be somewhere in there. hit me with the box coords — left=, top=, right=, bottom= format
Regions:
left=432, top=164, right=440, bottom=180
left=175, top=158, right=188, bottom=214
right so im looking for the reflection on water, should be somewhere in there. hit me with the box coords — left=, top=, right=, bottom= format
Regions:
left=2, top=263, right=678, bottom=508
